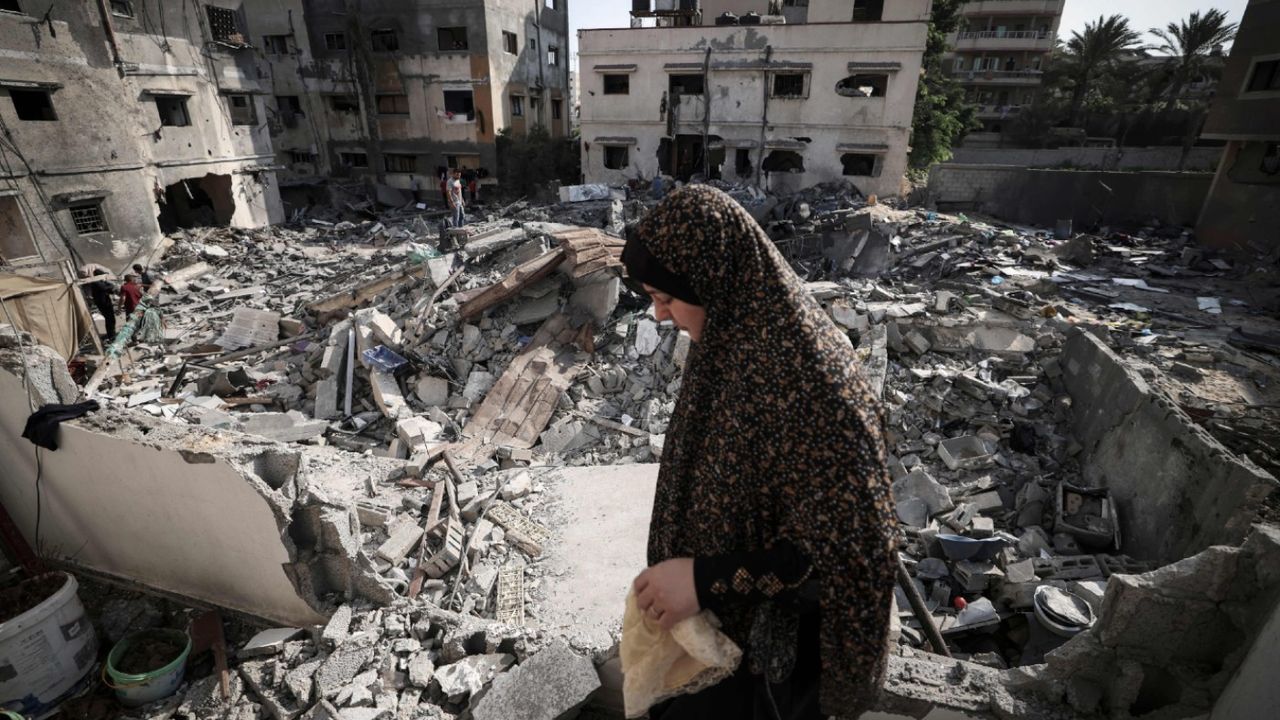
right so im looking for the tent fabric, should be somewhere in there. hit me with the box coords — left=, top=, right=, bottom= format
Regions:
left=0, top=273, right=85, bottom=360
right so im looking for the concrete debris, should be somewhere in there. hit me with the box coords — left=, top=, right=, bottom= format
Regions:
left=2, top=178, right=1273, bottom=720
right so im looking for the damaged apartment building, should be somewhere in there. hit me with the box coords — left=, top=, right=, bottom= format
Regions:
left=577, top=0, right=927, bottom=198
left=263, top=0, right=571, bottom=199
left=0, top=0, right=569, bottom=271
left=0, top=0, right=284, bottom=271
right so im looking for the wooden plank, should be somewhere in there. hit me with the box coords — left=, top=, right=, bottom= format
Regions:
left=458, top=249, right=566, bottom=321
left=308, top=265, right=429, bottom=316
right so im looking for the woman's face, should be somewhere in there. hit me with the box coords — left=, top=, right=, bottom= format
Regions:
left=643, top=284, right=706, bottom=342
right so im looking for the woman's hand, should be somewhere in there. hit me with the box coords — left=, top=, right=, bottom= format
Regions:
left=633, top=558, right=699, bottom=631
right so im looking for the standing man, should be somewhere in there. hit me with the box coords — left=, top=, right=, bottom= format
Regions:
left=120, top=274, right=143, bottom=316
left=132, top=264, right=154, bottom=292
left=447, top=168, right=466, bottom=229
left=84, top=268, right=116, bottom=341
left=462, top=167, right=478, bottom=205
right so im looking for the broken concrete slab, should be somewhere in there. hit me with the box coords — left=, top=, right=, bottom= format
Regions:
left=432, top=653, right=515, bottom=702
left=1059, top=330, right=1277, bottom=562
left=470, top=641, right=601, bottom=720
left=241, top=411, right=329, bottom=443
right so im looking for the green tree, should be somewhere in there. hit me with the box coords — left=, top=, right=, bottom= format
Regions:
left=908, top=0, right=978, bottom=169
left=1149, top=9, right=1237, bottom=109
left=495, top=126, right=581, bottom=200
left=1061, top=15, right=1143, bottom=126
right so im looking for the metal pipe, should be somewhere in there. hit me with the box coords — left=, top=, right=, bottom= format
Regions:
left=895, top=554, right=951, bottom=657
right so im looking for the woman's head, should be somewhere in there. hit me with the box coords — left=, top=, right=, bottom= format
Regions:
left=623, top=185, right=790, bottom=342
left=640, top=283, right=707, bottom=341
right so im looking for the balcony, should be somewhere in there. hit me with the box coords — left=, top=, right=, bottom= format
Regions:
left=961, top=0, right=1065, bottom=15
left=974, top=104, right=1025, bottom=119
left=951, top=29, right=1054, bottom=51
left=952, top=68, right=1045, bottom=85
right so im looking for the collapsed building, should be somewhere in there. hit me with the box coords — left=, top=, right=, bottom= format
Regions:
left=0, top=0, right=570, bottom=271
left=577, top=0, right=928, bottom=197
left=0, top=177, right=1277, bottom=719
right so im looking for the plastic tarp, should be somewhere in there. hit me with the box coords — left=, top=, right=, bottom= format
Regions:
left=0, top=273, right=83, bottom=360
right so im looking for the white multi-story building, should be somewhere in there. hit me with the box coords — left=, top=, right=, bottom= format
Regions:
left=943, top=0, right=1066, bottom=144
left=577, top=0, right=931, bottom=198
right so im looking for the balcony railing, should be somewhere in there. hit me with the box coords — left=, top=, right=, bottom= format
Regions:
left=957, top=30, right=1050, bottom=40
left=953, top=69, right=1045, bottom=79
left=973, top=104, right=1025, bottom=116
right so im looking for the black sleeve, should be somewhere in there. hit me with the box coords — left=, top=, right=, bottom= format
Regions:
left=693, top=539, right=814, bottom=615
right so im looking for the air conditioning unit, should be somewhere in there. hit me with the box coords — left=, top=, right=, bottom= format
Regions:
left=739, top=11, right=762, bottom=25
left=715, top=12, right=739, bottom=25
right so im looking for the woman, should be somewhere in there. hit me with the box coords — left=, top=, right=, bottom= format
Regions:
left=624, top=186, right=897, bottom=719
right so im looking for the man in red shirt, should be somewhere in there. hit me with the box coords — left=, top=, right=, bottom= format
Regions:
left=120, top=274, right=143, bottom=315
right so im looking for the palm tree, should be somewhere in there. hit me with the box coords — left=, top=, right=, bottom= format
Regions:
left=1149, top=9, right=1238, bottom=109
left=1062, top=15, right=1143, bottom=126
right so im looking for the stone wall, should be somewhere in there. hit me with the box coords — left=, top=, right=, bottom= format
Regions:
left=1058, top=330, right=1275, bottom=563
left=927, top=164, right=1214, bottom=228
left=947, top=146, right=1222, bottom=172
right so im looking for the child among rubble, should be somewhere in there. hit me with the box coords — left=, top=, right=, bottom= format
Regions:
left=623, top=185, right=897, bottom=719
left=120, top=274, right=143, bottom=316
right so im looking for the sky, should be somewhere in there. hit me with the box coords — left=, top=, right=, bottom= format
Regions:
left=567, top=1, right=1251, bottom=66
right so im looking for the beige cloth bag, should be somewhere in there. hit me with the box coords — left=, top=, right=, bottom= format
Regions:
left=620, top=589, right=743, bottom=718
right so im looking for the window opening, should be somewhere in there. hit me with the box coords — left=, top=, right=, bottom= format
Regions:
left=604, top=146, right=629, bottom=170
left=836, top=74, right=887, bottom=97
left=443, top=90, right=475, bottom=120
left=551, top=99, right=562, bottom=120
left=548, top=46, right=559, bottom=66
left=226, top=94, right=256, bottom=124
left=376, top=94, right=410, bottom=115
left=329, top=95, right=360, bottom=113
left=110, top=1, right=134, bottom=18
left=735, top=148, right=751, bottom=176
left=339, top=152, right=368, bottom=168
left=371, top=29, right=399, bottom=52
left=510, top=95, right=524, bottom=116
left=1246, top=60, right=1280, bottom=93
left=384, top=154, right=417, bottom=173
left=324, top=32, right=347, bottom=51
left=772, top=73, right=807, bottom=98
left=205, top=5, right=242, bottom=43
left=603, top=74, right=630, bottom=95
left=503, top=31, right=518, bottom=54
left=851, top=0, right=883, bottom=22
left=438, top=27, right=468, bottom=51
left=263, top=34, right=289, bottom=54
left=9, top=89, right=57, bottom=121
left=70, top=202, right=107, bottom=234
left=155, top=95, right=191, bottom=126
left=669, top=74, right=705, bottom=95
left=840, top=153, right=879, bottom=176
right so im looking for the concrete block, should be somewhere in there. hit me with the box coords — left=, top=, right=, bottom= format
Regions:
left=569, top=276, right=620, bottom=323
left=370, top=370, right=407, bottom=419
left=462, top=371, right=497, bottom=403
left=432, top=653, right=515, bottom=702
left=322, top=605, right=354, bottom=647
left=415, top=375, right=449, bottom=406
left=356, top=308, right=402, bottom=349
left=470, top=641, right=601, bottom=720
left=395, top=416, right=443, bottom=450
left=376, top=521, right=424, bottom=564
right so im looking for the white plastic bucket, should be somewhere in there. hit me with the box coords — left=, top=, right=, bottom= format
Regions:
left=0, top=573, right=98, bottom=719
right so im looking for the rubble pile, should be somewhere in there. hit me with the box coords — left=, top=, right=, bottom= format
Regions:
left=784, top=203, right=1279, bottom=672
left=57, top=183, right=1277, bottom=719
